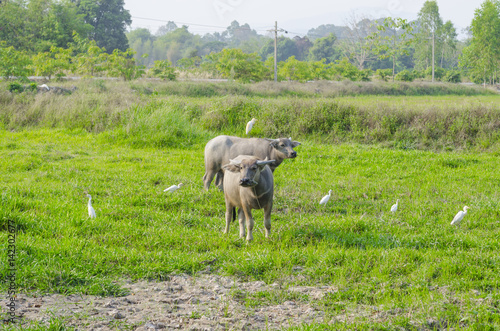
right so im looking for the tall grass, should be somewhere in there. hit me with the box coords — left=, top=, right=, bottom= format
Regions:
left=1, top=80, right=499, bottom=150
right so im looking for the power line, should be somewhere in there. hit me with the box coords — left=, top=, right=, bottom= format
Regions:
left=132, top=16, right=228, bottom=29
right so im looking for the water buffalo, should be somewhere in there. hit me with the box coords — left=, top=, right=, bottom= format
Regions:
left=222, top=155, right=275, bottom=241
left=203, top=135, right=300, bottom=191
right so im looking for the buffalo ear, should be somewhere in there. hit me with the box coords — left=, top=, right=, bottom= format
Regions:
left=269, top=140, right=279, bottom=148
left=222, top=163, right=240, bottom=173
left=292, top=141, right=301, bottom=147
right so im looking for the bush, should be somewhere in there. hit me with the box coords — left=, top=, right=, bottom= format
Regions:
left=425, top=67, right=445, bottom=80
left=376, top=69, right=393, bottom=81
left=7, top=82, right=36, bottom=93
left=150, top=60, right=177, bottom=81
left=331, top=58, right=360, bottom=81
left=8, top=82, right=24, bottom=93
left=359, top=69, right=373, bottom=82
left=443, top=70, right=462, bottom=83
left=395, top=70, right=414, bottom=82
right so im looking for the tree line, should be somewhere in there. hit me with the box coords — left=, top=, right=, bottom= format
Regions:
left=0, top=0, right=499, bottom=85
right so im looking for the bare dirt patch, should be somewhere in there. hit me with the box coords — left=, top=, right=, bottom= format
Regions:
left=2, top=274, right=337, bottom=330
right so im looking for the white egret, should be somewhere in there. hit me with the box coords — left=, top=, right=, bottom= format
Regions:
left=245, top=118, right=257, bottom=135
left=39, top=84, right=50, bottom=91
left=319, top=190, right=332, bottom=205
left=164, top=183, right=183, bottom=193
left=86, top=194, right=96, bottom=219
left=451, top=206, right=470, bottom=226
left=391, top=199, right=399, bottom=213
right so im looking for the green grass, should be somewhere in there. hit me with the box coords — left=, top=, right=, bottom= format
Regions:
left=1, top=81, right=500, bottom=328
left=1, top=127, right=500, bottom=328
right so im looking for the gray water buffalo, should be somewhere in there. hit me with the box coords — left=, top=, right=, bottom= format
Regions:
left=203, top=135, right=301, bottom=191
left=222, top=155, right=275, bottom=241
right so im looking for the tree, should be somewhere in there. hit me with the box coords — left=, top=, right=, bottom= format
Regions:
left=0, top=42, right=32, bottom=81
left=415, top=0, right=443, bottom=77
left=293, top=36, right=313, bottom=61
left=107, top=48, right=145, bottom=80
left=278, top=56, right=312, bottom=82
left=75, top=0, right=132, bottom=52
left=337, top=15, right=378, bottom=69
left=156, top=21, right=178, bottom=36
left=368, top=18, right=414, bottom=81
left=440, top=21, right=458, bottom=68
left=71, top=33, right=108, bottom=76
left=308, top=33, right=338, bottom=63
left=150, top=60, right=177, bottom=80
left=460, top=0, right=500, bottom=85
left=0, top=0, right=91, bottom=53
left=259, top=36, right=299, bottom=62
left=31, top=46, right=73, bottom=80
left=127, top=28, right=155, bottom=66
left=205, top=48, right=267, bottom=82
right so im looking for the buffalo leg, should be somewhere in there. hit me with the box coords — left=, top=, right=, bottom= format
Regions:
left=214, top=170, right=224, bottom=191
left=263, top=202, right=272, bottom=238
left=203, top=170, right=217, bottom=191
left=238, top=208, right=246, bottom=239
left=242, top=207, right=254, bottom=242
left=224, top=201, right=233, bottom=235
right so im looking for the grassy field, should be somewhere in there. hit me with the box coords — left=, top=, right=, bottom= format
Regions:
left=1, top=80, right=500, bottom=329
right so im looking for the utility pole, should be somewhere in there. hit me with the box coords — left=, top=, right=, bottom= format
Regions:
left=432, top=31, right=435, bottom=83
left=268, top=21, right=286, bottom=82
left=274, top=21, right=277, bottom=82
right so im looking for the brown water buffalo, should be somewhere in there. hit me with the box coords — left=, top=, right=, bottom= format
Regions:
left=203, top=135, right=300, bottom=191
left=222, top=155, right=275, bottom=241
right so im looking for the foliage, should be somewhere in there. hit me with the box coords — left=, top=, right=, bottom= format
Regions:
left=31, top=47, right=73, bottom=80
left=308, top=33, right=338, bottom=63
left=395, top=69, right=414, bottom=82
left=443, top=70, right=462, bottom=83
left=459, top=0, right=500, bottom=85
left=0, top=43, right=33, bottom=81
left=7, top=82, right=37, bottom=93
left=205, top=48, right=267, bottom=83
left=376, top=68, right=393, bottom=81
left=0, top=0, right=92, bottom=53
left=358, top=69, right=372, bottom=81
left=260, top=36, right=300, bottom=62
left=150, top=60, right=177, bottom=81
left=75, top=0, right=132, bottom=52
left=331, top=58, right=361, bottom=81
left=368, top=17, right=414, bottom=81
left=278, top=56, right=312, bottom=82
left=107, top=48, right=146, bottom=80
left=414, top=0, right=444, bottom=71
left=71, top=33, right=108, bottom=77
left=425, top=66, right=445, bottom=80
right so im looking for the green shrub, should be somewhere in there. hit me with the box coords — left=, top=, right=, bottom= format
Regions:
left=358, top=69, right=373, bottom=82
left=376, top=69, right=393, bottom=81
left=8, top=82, right=24, bottom=93
left=150, top=60, right=177, bottom=81
left=425, top=67, right=445, bottom=80
left=331, top=58, right=360, bottom=81
left=443, top=70, right=462, bottom=83
left=395, top=70, right=414, bottom=82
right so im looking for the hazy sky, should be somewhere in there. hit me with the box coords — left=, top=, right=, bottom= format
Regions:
left=124, top=0, right=484, bottom=38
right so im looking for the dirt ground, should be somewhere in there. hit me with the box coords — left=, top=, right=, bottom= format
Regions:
left=1, top=273, right=340, bottom=330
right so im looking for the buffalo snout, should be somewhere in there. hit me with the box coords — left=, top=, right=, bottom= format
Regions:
left=239, top=178, right=257, bottom=187
left=290, top=151, right=297, bottom=158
